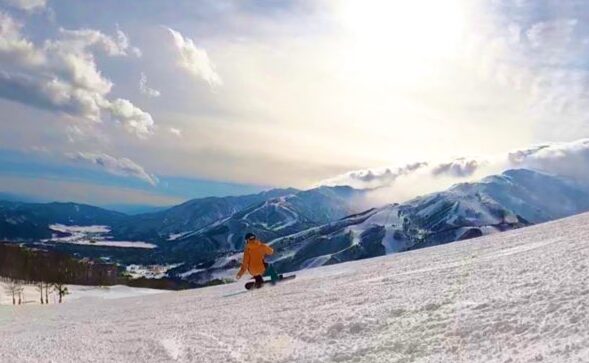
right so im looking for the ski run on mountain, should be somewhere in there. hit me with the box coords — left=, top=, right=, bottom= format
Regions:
left=1, top=211, right=587, bottom=362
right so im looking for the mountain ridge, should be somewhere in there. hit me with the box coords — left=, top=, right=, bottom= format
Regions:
left=177, top=168, right=589, bottom=282
left=3, top=168, right=589, bottom=286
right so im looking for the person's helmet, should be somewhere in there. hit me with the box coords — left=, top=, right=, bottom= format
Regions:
left=244, top=232, right=256, bottom=241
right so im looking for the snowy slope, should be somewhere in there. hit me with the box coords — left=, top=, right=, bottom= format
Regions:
left=1, top=212, right=588, bottom=362
left=0, top=283, right=165, bottom=305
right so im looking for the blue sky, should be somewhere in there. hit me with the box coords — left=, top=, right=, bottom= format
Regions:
left=0, top=148, right=268, bottom=207
left=1, top=0, right=589, bottom=208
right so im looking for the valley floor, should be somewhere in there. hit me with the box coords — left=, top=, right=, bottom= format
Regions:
left=1, top=213, right=588, bottom=362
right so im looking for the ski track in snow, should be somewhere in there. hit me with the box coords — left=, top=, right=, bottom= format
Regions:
left=1, top=213, right=589, bottom=362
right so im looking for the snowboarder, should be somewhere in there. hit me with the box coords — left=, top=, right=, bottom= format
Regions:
left=236, top=233, right=279, bottom=288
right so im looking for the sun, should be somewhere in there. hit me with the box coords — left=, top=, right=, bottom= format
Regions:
left=336, top=0, right=467, bottom=84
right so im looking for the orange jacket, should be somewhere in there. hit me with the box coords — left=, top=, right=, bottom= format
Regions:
left=237, top=239, right=274, bottom=277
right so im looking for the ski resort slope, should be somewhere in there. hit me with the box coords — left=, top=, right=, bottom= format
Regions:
left=1, top=213, right=589, bottom=362
left=0, top=283, right=165, bottom=306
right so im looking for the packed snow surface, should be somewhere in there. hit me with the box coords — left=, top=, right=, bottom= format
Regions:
left=2, top=212, right=589, bottom=362
left=0, top=283, right=165, bottom=305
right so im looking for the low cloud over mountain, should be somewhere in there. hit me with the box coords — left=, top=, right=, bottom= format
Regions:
left=319, top=138, right=589, bottom=204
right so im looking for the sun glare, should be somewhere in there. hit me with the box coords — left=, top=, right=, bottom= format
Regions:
left=337, top=0, right=467, bottom=83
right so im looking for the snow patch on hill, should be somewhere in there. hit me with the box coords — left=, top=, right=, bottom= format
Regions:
left=125, top=264, right=183, bottom=279
left=48, top=224, right=157, bottom=249
left=168, top=232, right=190, bottom=241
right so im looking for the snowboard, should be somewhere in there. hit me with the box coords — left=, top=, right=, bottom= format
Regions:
left=245, top=274, right=296, bottom=290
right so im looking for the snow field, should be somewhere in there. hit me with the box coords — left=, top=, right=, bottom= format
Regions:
left=0, top=212, right=588, bottom=362
left=0, top=283, right=165, bottom=305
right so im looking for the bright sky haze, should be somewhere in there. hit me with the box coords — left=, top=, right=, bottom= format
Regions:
left=1, top=0, right=589, bottom=208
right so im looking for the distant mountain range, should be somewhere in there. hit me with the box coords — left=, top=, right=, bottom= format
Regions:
left=2, top=169, right=589, bottom=285
left=0, top=185, right=365, bottom=264
left=0, top=201, right=126, bottom=241
left=160, top=186, right=364, bottom=262
left=172, top=169, right=589, bottom=283
left=109, top=187, right=300, bottom=242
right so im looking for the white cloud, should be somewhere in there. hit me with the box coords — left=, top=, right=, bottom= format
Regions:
left=432, top=158, right=481, bottom=178
left=169, top=127, right=182, bottom=137
left=319, top=159, right=484, bottom=191
left=0, top=12, right=42, bottom=64
left=319, top=162, right=428, bottom=189
left=471, top=11, right=589, bottom=138
left=139, top=72, right=160, bottom=97
left=319, top=138, right=589, bottom=204
left=4, top=1, right=589, bottom=193
left=508, top=138, right=589, bottom=184
left=108, top=98, right=154, bottom=139
left=115, top=27, right=142, bottom=57
left=55, top=28, right=133, bottom=57
left=526, top=19, right=578, bottom=49
left=0, top=12, right=154, bottom=138
left=166, top=27, right=222, bottom=87
left=61, top=122, right=109, bottom=144
left=68, top=152, right=158, bottom=186
left=1, top=0, right=46, bottom=12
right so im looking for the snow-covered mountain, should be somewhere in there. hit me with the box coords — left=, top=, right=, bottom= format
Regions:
left=3, top=211, right=588, bottom=362
left=453, top=168, right=589, bottom=223
left=0, top=190, right=297, bottom=268
left=0, top=201, right=127, bottom=241
left=109, top=188, right=299, bottom=242
left=4, top=168, right=589, bottom=285
left=0, top=186, right=365, bottom=274
left=183, top=169, right=589, bottom=281
left=162, top=186, right=365, bottom=267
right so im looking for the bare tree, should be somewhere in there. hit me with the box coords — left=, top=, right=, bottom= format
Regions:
left=36, top=283, right=44, bottom=304
left=43, top=282, right=52, bottom=304
left=53, top=283, right=69, bottom=303
left=17, top=285, right=24, bottom=305
left=3, top=279, right=22, bottom=305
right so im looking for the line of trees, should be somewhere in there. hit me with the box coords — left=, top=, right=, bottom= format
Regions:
left=0, top=278, right=69, bottom=305
left=2, top=278, right=24, bottom=305
left=35, top=281, right=52, bottom=304
left=0, top=242, right=119, bottom=285
left=0, top=242, right=119, bottom=305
